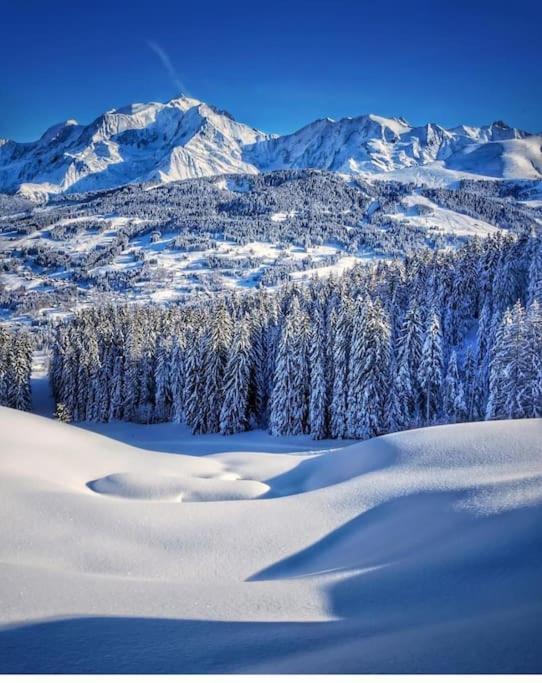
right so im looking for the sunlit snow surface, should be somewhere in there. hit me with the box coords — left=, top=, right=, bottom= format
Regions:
left=0, top=403, right=541, bottom=673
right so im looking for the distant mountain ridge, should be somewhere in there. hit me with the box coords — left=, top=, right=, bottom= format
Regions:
left=1, top=94, right=541, bottom=198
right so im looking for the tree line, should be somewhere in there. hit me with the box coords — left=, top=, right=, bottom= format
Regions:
left=49, top=229, right=542, bottom=437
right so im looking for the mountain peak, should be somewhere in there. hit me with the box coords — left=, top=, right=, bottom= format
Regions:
left=491, top=120, right=511, bottom=129
left=39, top=118, right=80, bottom=143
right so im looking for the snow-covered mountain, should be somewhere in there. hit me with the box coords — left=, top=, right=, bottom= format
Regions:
left=1, top=94, right=541, bottom=198
left=248, top=115, right=541, bottom=180
left=0, top=96, right=268, bottom=198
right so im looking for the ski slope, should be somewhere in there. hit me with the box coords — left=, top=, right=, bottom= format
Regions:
left=0, top=407, right=541, bottom=673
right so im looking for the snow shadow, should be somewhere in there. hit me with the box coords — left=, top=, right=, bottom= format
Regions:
left=1, top=590, right=540, bottom=673
left=73, top=420, right=344, bottom=457
left=2, top=501, right=541, bottom=673
left=262, top=435, right=396, bottom=496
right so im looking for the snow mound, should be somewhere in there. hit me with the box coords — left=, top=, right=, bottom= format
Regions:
left=88, top=470, right=268, bottom=502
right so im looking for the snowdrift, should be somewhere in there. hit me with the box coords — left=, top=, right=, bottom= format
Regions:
left=0, top=407, right=541, bottom=673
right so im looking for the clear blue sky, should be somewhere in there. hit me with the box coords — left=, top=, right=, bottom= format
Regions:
left=2, top=0, right=541, bottom=141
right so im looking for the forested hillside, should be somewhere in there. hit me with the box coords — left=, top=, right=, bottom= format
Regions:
left=2, top=171, right=539, bottom=323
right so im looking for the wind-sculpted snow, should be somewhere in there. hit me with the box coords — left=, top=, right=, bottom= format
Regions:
left=0, top=407, right=541, bottom=672
left=88, top=470, right=269, bottom=501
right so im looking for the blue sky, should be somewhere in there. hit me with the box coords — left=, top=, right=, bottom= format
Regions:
left=1, top=0, right=541, bottom=141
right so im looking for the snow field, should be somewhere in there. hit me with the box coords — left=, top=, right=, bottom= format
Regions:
left=0, top=407, right=541, bottom=672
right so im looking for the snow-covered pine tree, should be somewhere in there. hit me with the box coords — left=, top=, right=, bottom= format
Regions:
left=493, top=300, right=542, bottom=419
left=220, top=316, right=252, bottom=435
left=249, top=308, right=268, bottom=426
left=108, top=352, right=124, bottom=421
left=55, top=402, right=72, bottom=423
left=169, top=336, right=186, bottom=424
left=0, top=326, right=9, bottom=407
left=346, top=299, right=368, bottom=438
left=94, top=344, right=113, bottom=422
left=122, top=325, right=142, bottom=422
left=524, top=301, right=542, bottom=417
left=347, top=299, right=391, bottom=439
left=486, top=302, right=529, bottom=420
left=153, top=339, right=171, bottom=422
left=492, top=240, right=521, bottom=315
left=184, top=329, right=206, bottom=434
left=443, top=350, right=467, bottom=423
left=396, top=301, right=424, bottom=424
left=527, top=234, right=542, bottom=306
left=6, top=332, right=32, bottom=412
left=83, top=329, right=102, bottom=423
left=386, top=355, right=409, bottom=434
left=308, top=307, right=327, bottom=439
left=418, top=312, right=444, bottom=425
left=269, top=298, right=310, bottom=436
left=330, top=297, right=352, bottom=438
left=485, top=308, right=509, bottom=421
left=201, top=306, right=233, bottom=433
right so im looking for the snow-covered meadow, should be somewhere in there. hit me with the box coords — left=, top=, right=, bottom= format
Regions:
left=1, top=405, right=541, bottom=673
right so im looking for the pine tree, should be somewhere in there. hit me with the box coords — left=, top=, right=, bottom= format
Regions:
left=169, top=338, right=186, bottom=424
left=527, top=235, right=542, bottom=306
left=443, top=351, right=467, bottom=423
left=489, top=300, right=542, bottom=420
left=418, top=312, right=444, bottom=424
left=387, top=353, right=410, bottom=433
left=201, top=307, right=233, bottom=433
left=220, top=317, right=252, bottom=435
left=462, top=348, right=480, bottom=421
left=249, top=310, right=269, bottom=426
left=122, top=326, right=142, bottom=422
left=347, top=300, right=391, bottom=439
left=55, top=402, right=72, bottom=423
left=396, top=302, right=424, bottom=423
left=184, top=330, right=206, bottom=434
left=108, top=353, right=124, bottom=421
left=7, top=333, right=32, bottom=412
left=0, top=327, right=8, bottom=407
left=308, top=308, right=327, bottom=439
left=330, top=298, right=352, bottom=438
left=269, top=299, right=309, bottom=436
left=153, top=339, right=171, bottom=422
left=524, top=301, right=542, bottom=417
left=486, top=302, right=530, bottom=420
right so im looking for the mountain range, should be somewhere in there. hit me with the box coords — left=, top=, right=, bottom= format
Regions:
left=1, top=94, right=541, bottom=198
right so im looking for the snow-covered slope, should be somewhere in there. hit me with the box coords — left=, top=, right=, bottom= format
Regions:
left=1, top=97, right=540, bottom=197
left=1, top=407, right=541, bottom=673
